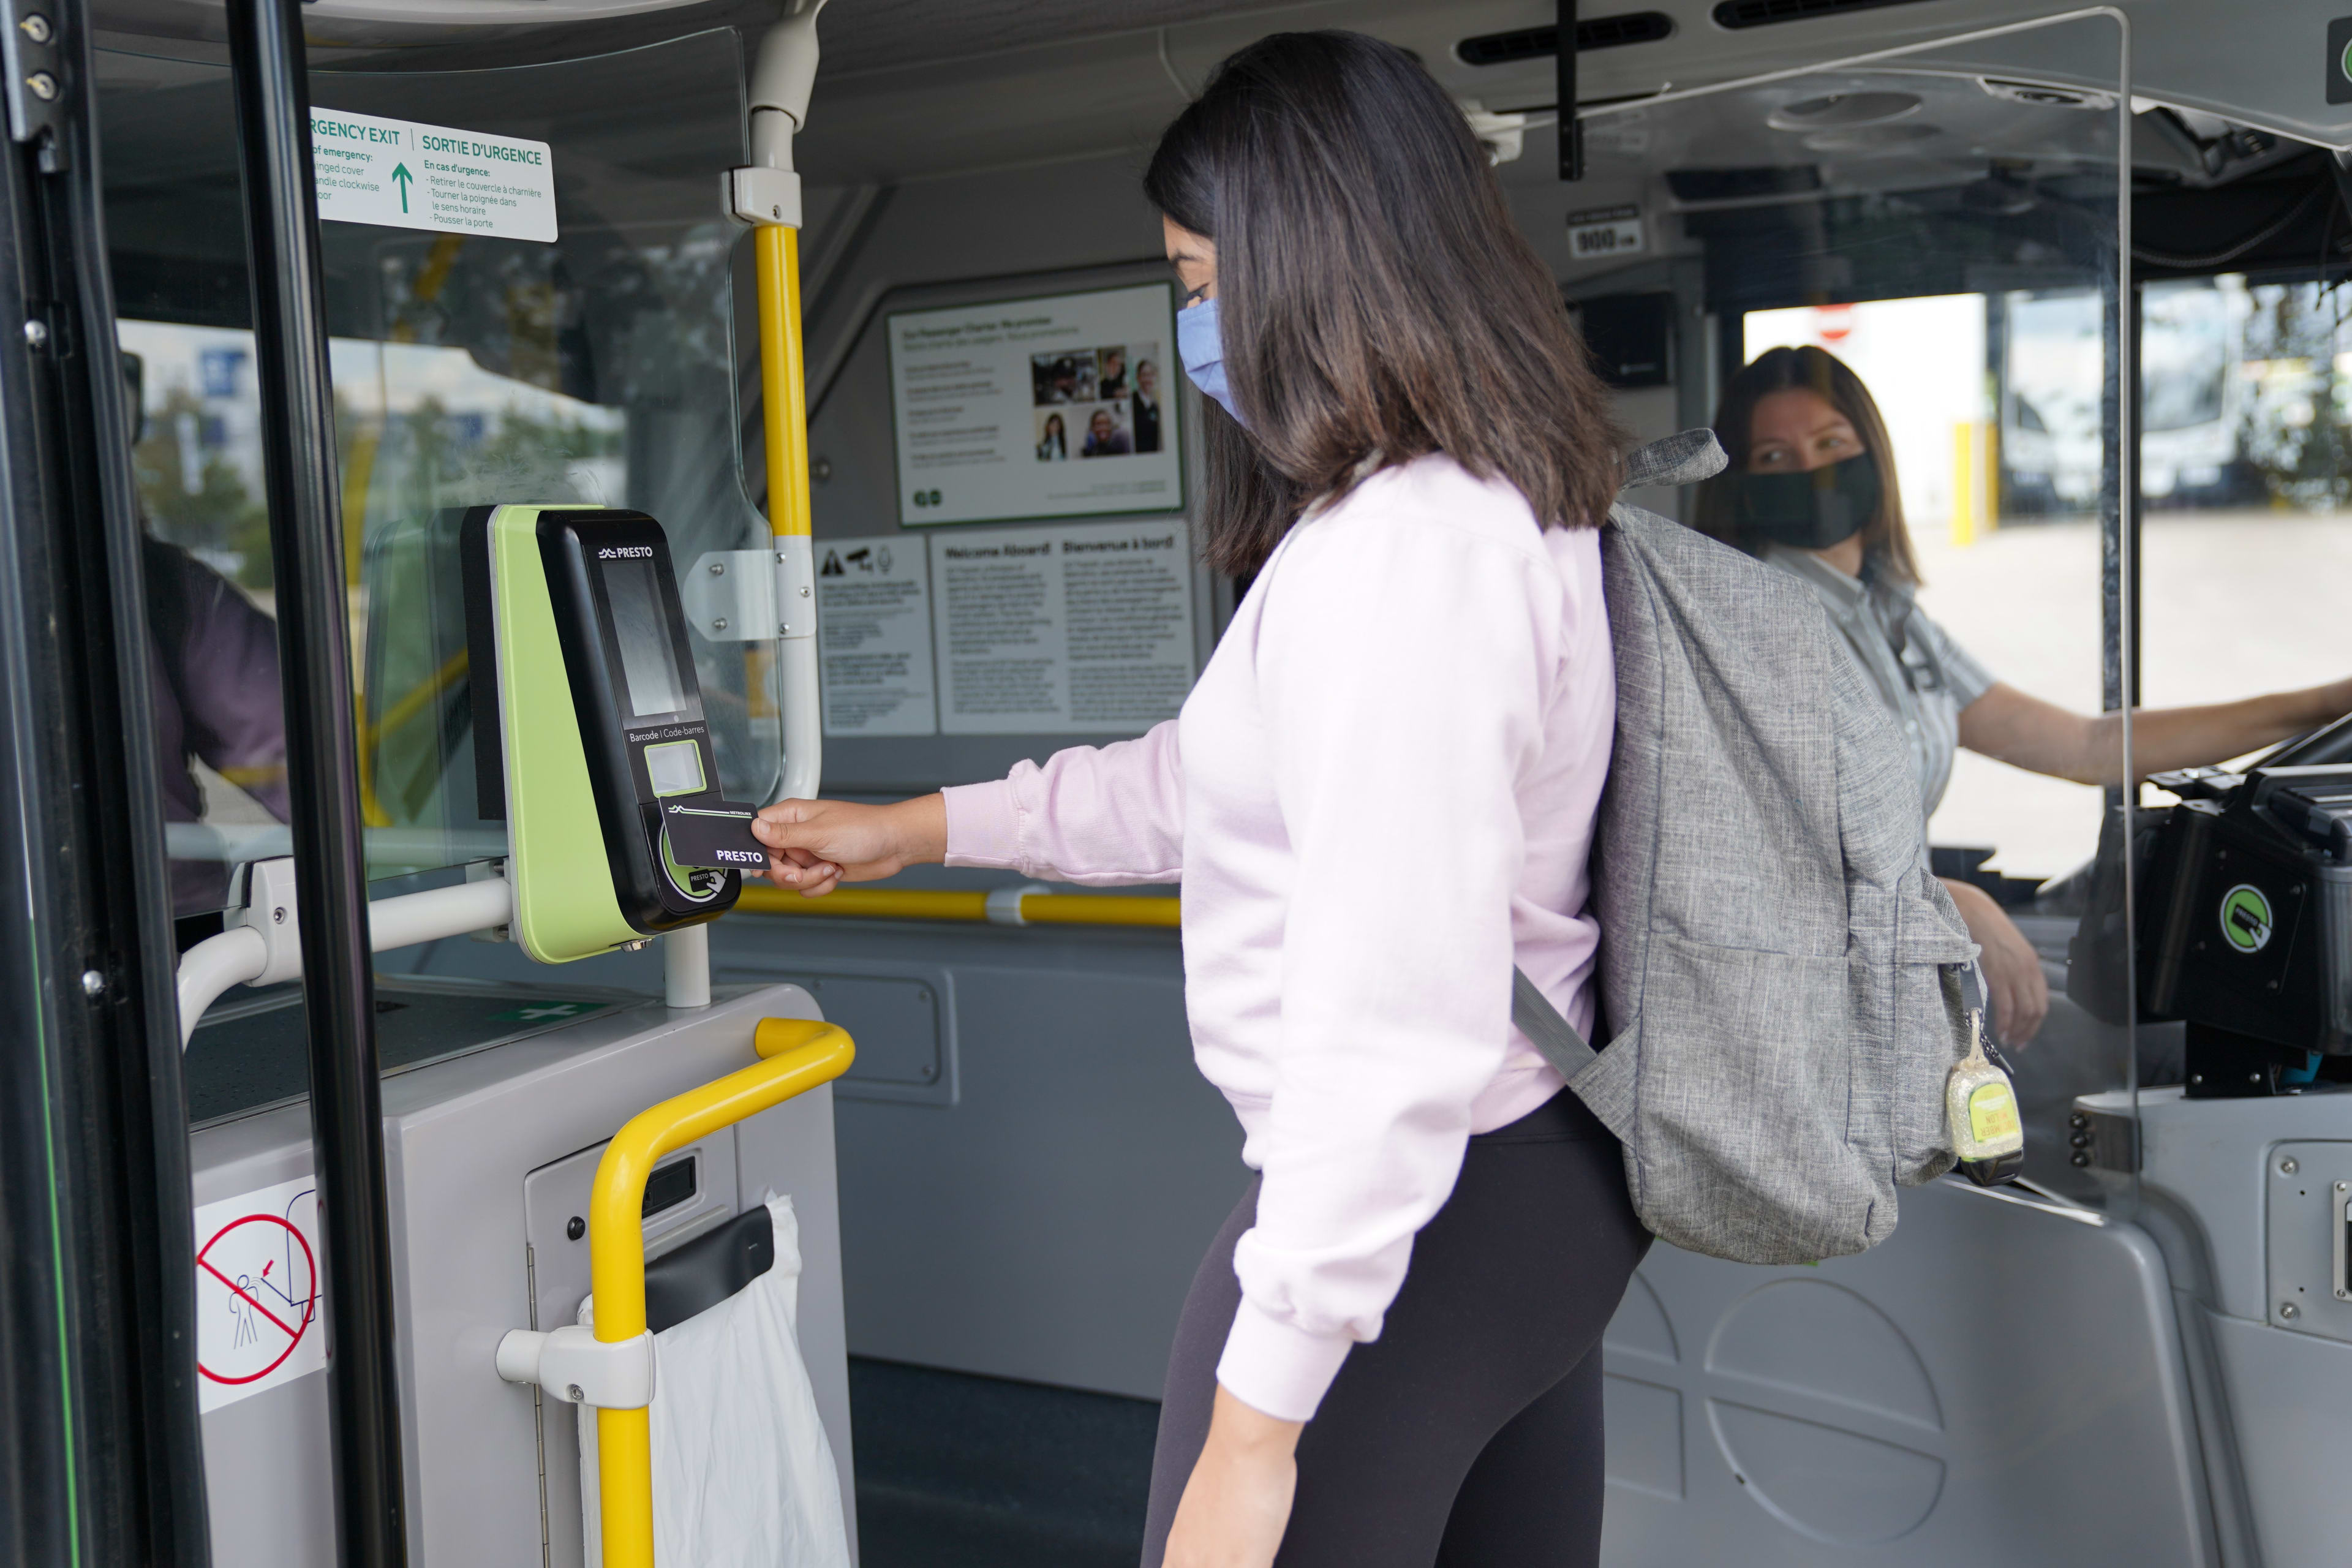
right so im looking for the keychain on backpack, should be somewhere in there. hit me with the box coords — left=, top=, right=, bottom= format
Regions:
left=1947, top=1005, right=2024, bottom=1186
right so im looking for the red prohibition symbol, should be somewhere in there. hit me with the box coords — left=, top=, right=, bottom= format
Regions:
left=195, top=1212, right=318, bottom=1386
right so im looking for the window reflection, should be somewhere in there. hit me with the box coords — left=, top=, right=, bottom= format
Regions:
left=125, top=318, right=636, bottom=908
left=1746, top=295, right=2109, bottom=879
left=1743, top=279, right=2352, bottom=883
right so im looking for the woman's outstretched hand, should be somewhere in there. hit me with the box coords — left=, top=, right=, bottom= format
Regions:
left=752, top=794, right=949, bottom=897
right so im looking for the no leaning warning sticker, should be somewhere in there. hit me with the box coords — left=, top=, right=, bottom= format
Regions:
left=309, top=107, right=557, bottom=243
left=194, top=1177, right=325, bottom=1414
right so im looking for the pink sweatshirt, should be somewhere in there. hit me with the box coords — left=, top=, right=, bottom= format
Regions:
left=941, top=454, right=1614, bottom=1422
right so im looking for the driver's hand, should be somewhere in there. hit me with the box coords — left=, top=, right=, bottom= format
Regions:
left=1940, top=877, right=2050, bottom=1047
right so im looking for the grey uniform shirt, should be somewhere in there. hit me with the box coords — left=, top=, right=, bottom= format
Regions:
left=1760, top=545, right=1996, bottom=816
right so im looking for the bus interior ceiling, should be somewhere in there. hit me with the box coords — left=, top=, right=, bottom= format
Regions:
left=85, top=0, right=2352, bottom=1564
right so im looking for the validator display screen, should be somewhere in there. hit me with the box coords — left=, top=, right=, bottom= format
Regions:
left=601, top=556, right=690, bottom=720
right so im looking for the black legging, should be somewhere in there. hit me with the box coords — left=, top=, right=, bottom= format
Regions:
left=1142, top=1090, right=1650, bottom=1568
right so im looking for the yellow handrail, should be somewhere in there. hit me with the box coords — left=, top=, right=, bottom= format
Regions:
left=734, top=884, right=1181, bottom=929
left=744, top=886, right=992, bottom=921
left=1026, top=894, right=1180, bottom=927
left=757, top=222, right=812, bottom=540
left=587, top=1017, right=855, bottom=1568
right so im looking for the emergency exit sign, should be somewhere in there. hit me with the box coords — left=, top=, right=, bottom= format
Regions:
left=308, top=108, right=557, bottom=243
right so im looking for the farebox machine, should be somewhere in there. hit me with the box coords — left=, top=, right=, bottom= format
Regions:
left=462, top=503, right=771, bottom=960
left=2135, top=763, right=2352, bottom=1096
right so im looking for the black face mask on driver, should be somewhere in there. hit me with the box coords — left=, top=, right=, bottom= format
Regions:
left=1729, top=453, right=1882, bottom=551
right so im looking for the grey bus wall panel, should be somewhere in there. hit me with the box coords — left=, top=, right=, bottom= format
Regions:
left=1604, top=1185, right=2211, bottom=1565
left=190, top=987, right=856, bottom=1568
left=709, top=917, right=1237, bottom=1401
left=399, top=896, right=1225, bottom=1400
left=2136, top=1085, right=2352, bottom=1564
left=703, top=921, right=2209, bottom=1563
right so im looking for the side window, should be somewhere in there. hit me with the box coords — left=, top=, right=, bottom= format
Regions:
left=1744, top=279, right=2352, bottom=884
left=111, top=32, right=767, bottom=924
left=122, top=323, right=287, bottom=920
left=2138, top=276, right=2352, bottom=736
left=123, top=320, right=632, bottom=916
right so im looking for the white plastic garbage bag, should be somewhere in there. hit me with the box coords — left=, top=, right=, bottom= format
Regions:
left=580, top=1195, right=852, bottom=1567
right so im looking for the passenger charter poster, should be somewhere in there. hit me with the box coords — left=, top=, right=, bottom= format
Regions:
left=886, top=283, right=1183, bottom=527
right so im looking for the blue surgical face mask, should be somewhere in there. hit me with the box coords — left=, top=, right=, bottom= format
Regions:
left=1177, top=296, right=1242, bottom=424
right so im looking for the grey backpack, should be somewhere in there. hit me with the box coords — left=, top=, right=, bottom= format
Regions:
left=1512, top=429, right=1980, bottom=1266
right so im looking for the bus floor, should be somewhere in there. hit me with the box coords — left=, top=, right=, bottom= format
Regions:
left=850, top=1356, right=1158, bottom=1566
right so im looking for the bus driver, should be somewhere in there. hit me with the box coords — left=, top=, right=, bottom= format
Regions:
left=1695, top=345, right=2352, bottom=1046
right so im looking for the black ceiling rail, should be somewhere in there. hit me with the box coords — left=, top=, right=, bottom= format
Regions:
left=1559, top=0, right=1583, bottom=181
left=1712, top=0, right=1940, bottom=29
left=1455, top=11, right=1675, bottom=67
left=222, top=0, right=407, bottom=1563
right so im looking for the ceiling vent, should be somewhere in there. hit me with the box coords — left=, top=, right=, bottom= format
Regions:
left=1457, top=12, right=1675, bottom=67
left=1711, top=0, right=1942, bottom=31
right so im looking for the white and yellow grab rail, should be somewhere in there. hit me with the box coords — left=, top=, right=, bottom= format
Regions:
left=736, top=882, right=1182, bottom=929
left=728, top=0, right=828, bottom=805
left=495, top=1017, right=854, bottom=1568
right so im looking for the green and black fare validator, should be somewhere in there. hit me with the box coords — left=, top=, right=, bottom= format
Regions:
left=464, top=504, right=767, bottom=964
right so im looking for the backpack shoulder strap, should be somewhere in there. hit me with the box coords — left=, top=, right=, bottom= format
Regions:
left=1512, top=967, right=1596, bottom=1077
left=1506, top=431, right=1726, bottom=1082
left=1619, top=428, right=1727, bottom=491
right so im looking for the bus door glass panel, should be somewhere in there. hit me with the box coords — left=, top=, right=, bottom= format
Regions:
left=97, top=31, right=775, bottom=917
left=2136, top=273, right=2352, bottom=722
left=2133, top=276, right=2352, bottom=1098
left=1572, top=13, right=2135, bottom=1202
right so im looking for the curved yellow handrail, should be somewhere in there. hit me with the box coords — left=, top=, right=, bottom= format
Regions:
left=733, top=884, right=1181, bottom=929
left=588, top=1018, right=855, bottom=1568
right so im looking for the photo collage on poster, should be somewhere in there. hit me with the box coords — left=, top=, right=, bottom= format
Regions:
left=1030, top=341, right=1166, bottom=463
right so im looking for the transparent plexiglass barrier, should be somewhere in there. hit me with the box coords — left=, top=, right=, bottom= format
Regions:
left=1574, top=13, right=2137, bottom=1202
left=104, top=31, right=774, bottom=910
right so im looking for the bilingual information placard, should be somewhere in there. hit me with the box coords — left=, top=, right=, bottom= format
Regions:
left=888, top=283, right=1183, bottom=527
left=930, top=519, right=1194, bottom=736
left=309, top=108, right=557, bottom=243
left=817, top=535, right=938, bottom=738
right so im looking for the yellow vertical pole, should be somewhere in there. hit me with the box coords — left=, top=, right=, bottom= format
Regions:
left=1951, top=421, right=1977, bottom=547
left=1982, top=420, right=1999, bottom=535
left=756, top=223, right=812, bottom=541
left=1950, top=420, right=2001, bottom=547
left=756, top=211, right=824, bottom=802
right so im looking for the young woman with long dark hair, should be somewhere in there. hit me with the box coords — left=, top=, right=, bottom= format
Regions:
left=753, top=32, right=1644, bottom=1567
